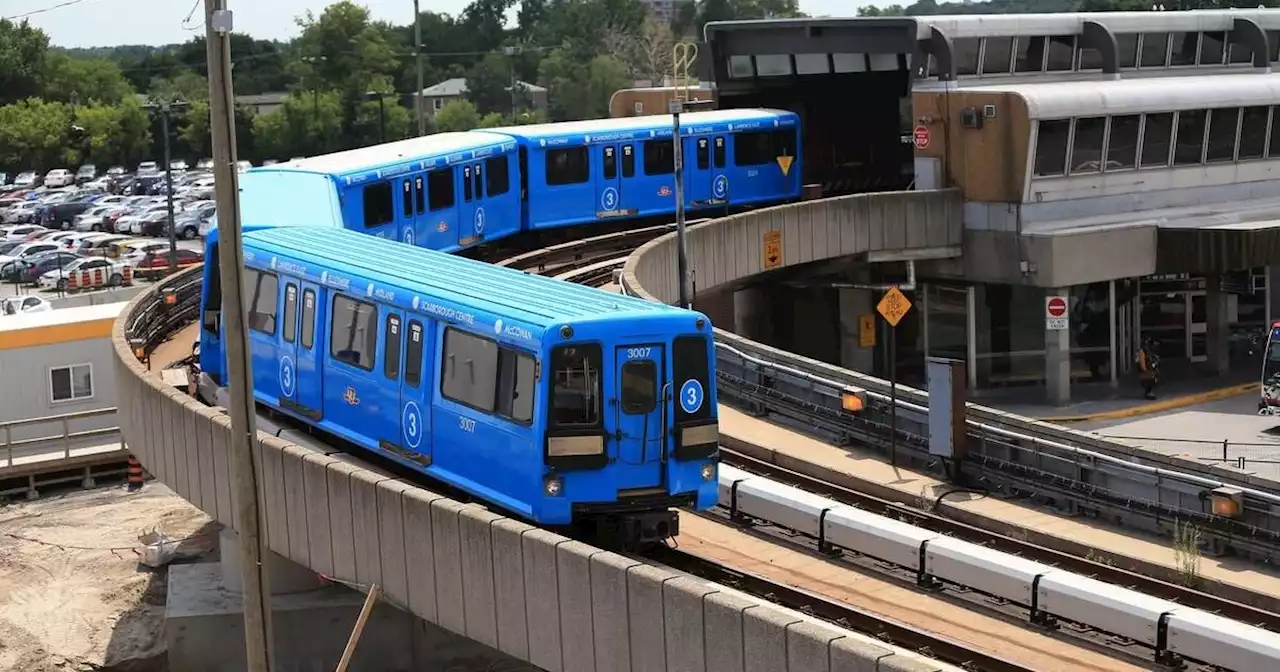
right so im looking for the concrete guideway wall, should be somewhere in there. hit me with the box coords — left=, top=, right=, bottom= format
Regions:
left=109, top=270, right=952, bottom=672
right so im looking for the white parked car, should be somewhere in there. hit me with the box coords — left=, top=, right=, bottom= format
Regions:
left=137, top=161, right=159, bottom=174
left=44, top=169, right=74, bottom=188
left=38, top=256, right=129, bottom=290
left=1, top=224, right=45, bottom=241
left=1, top=296, right=52, bottom=316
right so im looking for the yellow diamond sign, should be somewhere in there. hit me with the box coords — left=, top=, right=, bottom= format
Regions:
left=876, top=286, right=912, bottom=327
left=776, top=154, right=793, bottom=177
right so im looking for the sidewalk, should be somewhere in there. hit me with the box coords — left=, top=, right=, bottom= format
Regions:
left=974, top=360, right=1258, bottom=423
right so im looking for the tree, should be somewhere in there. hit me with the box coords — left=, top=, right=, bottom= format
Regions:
left=603, top=16, right=677, bottom=84
left=148, top=70, right=210, bottom=102
left=478, top=111, right=507, bottom=128
left=466, top=53, right=516, bottom=116
left=460, top=0, right=517, bottom=53
left=180, top=100, right=213, bottom=160
left=0, top=19, right=51, bottom=106
left=0, top=99, right=71, bottom=170
left=252, top=91, right=345, bottom=159
left=354, top=94, right=414, bottom=145
left=40, top=53, right=134, bottom=105
left=538, top=50, right=630, bottom=121
left=436, top=99, right=480, bottom=131
left=65, top=98, right=152, bottom=167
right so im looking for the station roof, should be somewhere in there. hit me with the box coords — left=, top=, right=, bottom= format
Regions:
left=955, top=73, right=1280, bottom=119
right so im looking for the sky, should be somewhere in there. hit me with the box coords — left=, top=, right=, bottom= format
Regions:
left=3, top=0, right=868, bottom=48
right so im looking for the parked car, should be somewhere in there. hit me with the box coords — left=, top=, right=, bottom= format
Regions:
left=38, top=256, right=129, bottom=291
left=42, top=201, right=94, bottom=230
left=44, top=169, right=74, bottom=188
left=75, top=164, right=97, bottom=183
left=12, top=171, right=40, bottom=188
left=134, top=248, right=203, bottom=277
left=1, top=295, right=52, bottom=316
left=137, top=161, right=158, bottom=174
left=18, top=250, right=81, bottom=284
left=0, top=241, right=63, bottom=278
left=1, top=224, right=47, bottom=241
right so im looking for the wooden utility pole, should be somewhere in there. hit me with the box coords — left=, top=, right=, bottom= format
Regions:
left=204, top=1, right=275, bottom=669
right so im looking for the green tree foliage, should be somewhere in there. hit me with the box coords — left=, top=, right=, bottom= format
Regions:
left=436, top=99, right=481, bottom=131
left=467, top=53, right=517, bottom=115
left=252, top=91, right=345, bottom=159
left=66, top=98, right=152, bottom=167
left=0, top=19, right=51, bottom=106
left=538, top=51, right=631, bottom=121
left=40, top=52, right=133, bottom=105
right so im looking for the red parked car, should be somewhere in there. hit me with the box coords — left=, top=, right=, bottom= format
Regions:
left=134, top=248, right=203, bottom=277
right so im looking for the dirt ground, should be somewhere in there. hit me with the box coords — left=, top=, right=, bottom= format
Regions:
left=0, top=483, right=215, bottom=672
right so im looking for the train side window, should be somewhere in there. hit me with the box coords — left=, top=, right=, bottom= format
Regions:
left=518, top=147, right=529, bottom=198
left=546, top=147, right=589, bottom=185
left=362, top=182, right=394, bottom=229
left=463, top=166, right=474, bottom=202
left=485, top=156, right=509, bottom=196
left=404, top=320, right=424, bottom=388
left=428, top=167, right=454, bottom=211
left=330, top=294, right=378, bottom=371
left=244, top=268, right=278, bottom=334
left=300, top=289, right=316, bottom=349
left=643, top=139, right=674, bottom=175
left=495, top=349, right=536, bottom=423
left=441, top=327, right=499, bottom=412
left=282, top=283, right=298, bottom=343
left=621, top=144, right=635, bottom=177
left=401, top=179, right=412, bottom=217
left=1174, top=109, right=1207, bottom=165
left=733, top=130, right=792, bottom=167
left=713, top=137, right=725, bottom=168
left=474, top=163, right=484, bottom=199
left=1032, top=119, right=1070, bottom=176
left=549, top=345, right=602, bottom=428
left=414, top=176, right=425, bottom=214
left=603, top=146, right=617, bottom=179
left=696, top=137, right=709, bottom=170
left=1140, top=112, right=1174, bottom=167
left=621, top=360, right=657, bottom=414
left=383, top=314, right=402, bottom=381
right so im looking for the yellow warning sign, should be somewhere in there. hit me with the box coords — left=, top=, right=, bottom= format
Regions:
left=859, top=313, right=876, bottom=348
left=763, top=229, right=782, bottom=269
left=876, top=286, right=912, bottom=328
left=776, top=154, right=794, bottom=177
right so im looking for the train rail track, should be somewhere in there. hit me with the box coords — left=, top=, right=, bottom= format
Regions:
left=721, top=446, right=1280, bottom=632
left=496, top=222, right=680, bottom=279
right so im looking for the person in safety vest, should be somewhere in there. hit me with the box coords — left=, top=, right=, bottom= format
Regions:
left=1136, top=337, right=1160, bottom=400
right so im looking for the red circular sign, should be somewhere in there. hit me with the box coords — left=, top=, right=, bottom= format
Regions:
left=913, top=125, right=931, bottom=150
left=1046, top=296, right=1068, bottom=318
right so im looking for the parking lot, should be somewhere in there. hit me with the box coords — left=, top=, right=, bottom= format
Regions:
left=2, top=238, right=204, bottom=307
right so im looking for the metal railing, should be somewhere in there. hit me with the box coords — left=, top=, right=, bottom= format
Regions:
left=1, top=408, right=121, bottom=468
left=122, top=265, right=204, bottom=354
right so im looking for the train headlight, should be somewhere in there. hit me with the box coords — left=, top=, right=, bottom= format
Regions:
left=544, top=476, right=563, bottom=497
left=700, top=463, right=715, bottom=482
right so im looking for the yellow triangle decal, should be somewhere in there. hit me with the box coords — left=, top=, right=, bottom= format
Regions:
left=776, top=154, right=793, bottom=176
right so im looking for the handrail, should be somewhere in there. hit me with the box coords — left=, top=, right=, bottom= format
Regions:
left=2, top=408, right=122, bottom=469
left=0, top=407, right=116, bottom=429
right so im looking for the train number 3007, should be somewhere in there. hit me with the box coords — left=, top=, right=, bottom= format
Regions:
left=626, top=347, right=653, bottom=360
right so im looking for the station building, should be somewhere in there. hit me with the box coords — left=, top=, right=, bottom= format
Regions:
left=694, top=10, right=1280, bottom=402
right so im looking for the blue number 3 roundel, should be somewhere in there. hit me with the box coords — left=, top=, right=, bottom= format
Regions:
left=403, top=401, right=423, bottom=449
left=680, top=379, right=704, bottom=414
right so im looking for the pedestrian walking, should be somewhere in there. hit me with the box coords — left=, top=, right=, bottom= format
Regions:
left=1137, top=338, right=1160, bottom=400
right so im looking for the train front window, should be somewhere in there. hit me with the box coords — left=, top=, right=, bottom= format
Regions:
left=621, top=360, right=657, bottom=414
left=1266, top=328, right=1280, bottom=383
left=550, top=345, right=602, bottom=428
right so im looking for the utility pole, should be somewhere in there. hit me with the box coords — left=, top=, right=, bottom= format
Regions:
left=413, top=0, right=425, bottom=136
left=670, top=42, right=700, bottom=309
left=205, top=1, right=275, bottom=670
left=144, top=99, right=190, bottom=275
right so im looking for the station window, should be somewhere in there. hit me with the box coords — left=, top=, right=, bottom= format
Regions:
left=1106, top=115, right=1140, bottom=170
left=1229, top=40, right=1255, bottom=65
left=1240, top=107, right=1269, bottom=160
left=244, top=269, right=278, bottom=334
left=1077, top=41, right=1104, bottom=71
left=603, top=146, right=617, bottom=179
left=1269, top=106, right=1280, bottom=159
left=49, top=364, right=93, bottom=403
left=981, top=37, right=1013, bottom=74
left=1201, top=32, right=1227, bottom=66
left=427, top=167, right=453, bottom=211
left=696, top=137, right=709, bottom=170
left=621, top=144, right=635, bottom=177
left=549, top=345, right=602, bottom=428
left=620, top=360, right=657, bottom=414
left=1032, top=119, right=1070, bottom=177
left=1140, top=33, right=1169, bottom=68
left=1116, top=33, right=1140, bottom=69
left=1206, top=108, right=1240, bottom=163
left=643, top=139, right=675, bottom=175
left=401, top=179, right=412, bottom=217
left=404, top=320, right=424, bottom=388
left=1045, top=36, right=1075, bottom=71
left=414, top=175, right=425, bottom=214
left=282, top=283, right=298, bottom=343
left=440, top=327, right=534, bottom=423
left=485, top=156, right=509, bottom=196
left=1015, top=36, right=1046, bottom=73
left=1170, top=32, right=1197, bottom=66
left=546, top=147, right=589, bottom=185
left=953, top=38, right=979, bottom=76
left=330, top=294, right=378, bottom=371
left=383, top=314, right=401, bottom=381
left=300, top=289, right=316, bottom=349
left=1174, top=109, right=1207, bottom=165
left=1070, top=117, right=1106, bottom=174
left=1270, top=31, right=1280, bottom=63
left=362, top=182, right=394, bottom=229
left=1140, top=113, right=1174, bottom=167
left=734, top=130, right=794, bottom=167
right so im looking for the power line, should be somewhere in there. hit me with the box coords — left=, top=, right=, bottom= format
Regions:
left=109, top=44, right=549, bottom=76
left=3, top=0, right=98, bottom=20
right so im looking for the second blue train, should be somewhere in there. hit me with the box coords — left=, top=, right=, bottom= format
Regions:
left=237, top=109, right=801, bottom=253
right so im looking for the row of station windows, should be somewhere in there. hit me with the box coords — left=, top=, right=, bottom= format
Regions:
left=931, top=30, right=1280, bottom=78
left=1033, top=104, right=1280, bottom=177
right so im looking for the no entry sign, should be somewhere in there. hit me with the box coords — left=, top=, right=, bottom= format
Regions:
left=913, top=125, right=931, bottom=150
left=1045, top=295, right=1069, bottom=330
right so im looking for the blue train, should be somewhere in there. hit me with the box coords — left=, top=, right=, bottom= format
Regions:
left=237, top=108, right=801, bottom=252
left=198, top=224, right=720, bottom=542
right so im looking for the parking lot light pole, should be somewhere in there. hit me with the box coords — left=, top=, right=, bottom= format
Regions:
left=365, top=91, right=386, bottom=143
left=144, top=98, right=190, bottom=275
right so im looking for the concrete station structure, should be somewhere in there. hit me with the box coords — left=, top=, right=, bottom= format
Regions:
left=694, top=9, right=1280, bottom=403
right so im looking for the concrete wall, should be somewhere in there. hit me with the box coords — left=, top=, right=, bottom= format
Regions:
left=112, top=278, right=953, bottom=672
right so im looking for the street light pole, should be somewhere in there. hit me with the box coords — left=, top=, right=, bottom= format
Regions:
left=670, top=42, right=699, bottom=310
left=364, top=92, right=387, bottom=143
left=413, top=0, right=425, bottom=136
left=143, top=98, right=190, bottom=275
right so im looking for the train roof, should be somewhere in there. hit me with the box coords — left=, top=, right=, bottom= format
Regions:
left=487, top=108, right=798, bottom=142
left=243, top=227, right=691, bottom=333
left=255, top=131, right=516, bottom=181
left=960, top=73, right=1280, bottom=120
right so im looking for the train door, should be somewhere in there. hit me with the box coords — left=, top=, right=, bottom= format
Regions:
left=613, top=344, right=666, bottom=489
left=596, top=144, right=622, bottom=217
left=398, top=318, right=433, bottom=462
left=458, top=162, right=486, bottom=247
left=422, top=167, right=457, bottom=251
left=289, top=281, right=324, bottom=417
left=398, top=176, right=418, bottom=246
left=683, top=135, right=715, bottom=208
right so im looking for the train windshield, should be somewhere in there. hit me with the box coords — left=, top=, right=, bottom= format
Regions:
left=1264, top=327, right=1280, bottom=406
left=550, top=345, right=602, bottom=428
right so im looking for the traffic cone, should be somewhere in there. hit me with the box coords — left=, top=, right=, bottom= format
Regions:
left=127, top=455, right=144, bottom=492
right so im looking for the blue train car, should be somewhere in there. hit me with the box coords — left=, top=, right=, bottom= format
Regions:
left=485, top=108, right=801, bottom=231
left=238, top=132, right=521, bottom=253
left=199, top=226, right=719, bottom=542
